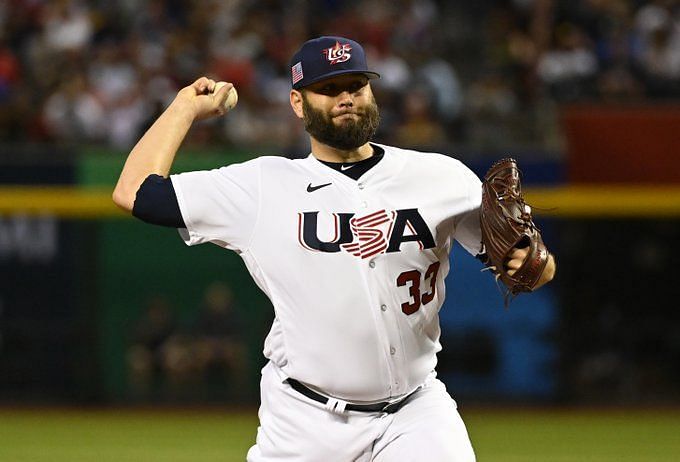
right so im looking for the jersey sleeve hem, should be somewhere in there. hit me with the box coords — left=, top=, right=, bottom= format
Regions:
left=452, top=159, right=484, bottom=256
left=464, top=186, right=483, bottom=256
left=171, top=174, right=204, bottom=246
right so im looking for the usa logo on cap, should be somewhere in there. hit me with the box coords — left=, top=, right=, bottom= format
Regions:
left=323, top=41, right=352, bottom=65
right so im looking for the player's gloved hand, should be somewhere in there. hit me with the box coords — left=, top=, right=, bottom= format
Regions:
left=479, top=158, right=552, bottom=304
left=507, top=246, right=555, bottom=290
left=174, top=77, right=234, bottom=120
left=504, top=247, right=528, bottom=277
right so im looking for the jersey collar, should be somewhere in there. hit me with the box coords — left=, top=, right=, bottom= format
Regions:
left=306, top=143, right=405, bottom=186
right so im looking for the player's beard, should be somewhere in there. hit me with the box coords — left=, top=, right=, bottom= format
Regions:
left=302, top=93, right=380, bottom=150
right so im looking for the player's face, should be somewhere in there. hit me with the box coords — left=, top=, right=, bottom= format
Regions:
left=299, top=75, right=380, bottom=150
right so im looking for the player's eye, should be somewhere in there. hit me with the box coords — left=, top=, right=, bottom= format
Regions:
left=321, top=85, right=336, bottom=94
left=350, top=82, right=365, bottom=92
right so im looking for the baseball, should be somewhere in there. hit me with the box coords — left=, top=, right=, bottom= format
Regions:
left=214, top=82, right=238, bottom=111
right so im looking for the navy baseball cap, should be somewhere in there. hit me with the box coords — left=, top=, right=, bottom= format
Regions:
left=290, top=36, right=380, bottom=90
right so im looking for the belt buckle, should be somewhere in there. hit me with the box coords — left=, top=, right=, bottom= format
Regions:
left=380, top=400, right=401, bottom=414
left=381, top=387, right=419, bottom=413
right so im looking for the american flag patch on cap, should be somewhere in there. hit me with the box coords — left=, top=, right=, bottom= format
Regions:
left=291, top=62, right=303, bottom=85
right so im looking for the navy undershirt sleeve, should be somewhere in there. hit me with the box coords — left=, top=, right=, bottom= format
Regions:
left=132, top=174, right=186, bottom=228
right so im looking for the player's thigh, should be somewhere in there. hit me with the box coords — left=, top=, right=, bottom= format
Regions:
left=372, top=380, right=475, bottom=462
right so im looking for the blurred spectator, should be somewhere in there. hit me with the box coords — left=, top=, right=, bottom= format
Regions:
left=41, top=0, right=93, bottom=54
left=42, top=73, right=106, bottom=142
left=465, top=71, right=519, bottom=149
left=417, top=53, right=465, bottom=139
left=191, top=282, right=247, bottom=391
left=88, top=42, right=137, bottom=108
left=634, top=2, right=680, bottom=97
left=394, top=86, right=446, bottom=148
left=597, top=64, right=644, bottom=101
left=106, top=81, right=152, bottom=148
left=0, top=39, right=22, bottom=138
left=367, top=47, right=411, bottom=93
left=126, top=295, right=179, bottom=397
left=0, top=41, right=19, bottom=102
left=537, top=22, right=599, bottom=101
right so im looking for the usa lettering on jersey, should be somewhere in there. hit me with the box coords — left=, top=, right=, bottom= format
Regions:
left=297, top=208, right=435, bottom=258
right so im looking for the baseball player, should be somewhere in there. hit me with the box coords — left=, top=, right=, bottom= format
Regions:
left=113, top=36, right=556, bottom=461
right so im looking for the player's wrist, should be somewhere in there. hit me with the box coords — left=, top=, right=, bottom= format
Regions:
left=168, top=95, right=201, bottom=123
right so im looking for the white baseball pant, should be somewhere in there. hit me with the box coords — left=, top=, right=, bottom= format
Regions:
left=247, top=362, right=476, bottom=461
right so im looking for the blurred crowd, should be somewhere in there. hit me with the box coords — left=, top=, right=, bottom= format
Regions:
left=0, top=0, right=678, bottom=152
left=126, top=281, right=249, bottom=401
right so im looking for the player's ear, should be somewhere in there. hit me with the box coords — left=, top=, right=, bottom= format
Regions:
left=290, top=90, right=304, bottom=119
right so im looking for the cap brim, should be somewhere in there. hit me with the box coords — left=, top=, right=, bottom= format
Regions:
left=294, top=70, right=381, bottom=89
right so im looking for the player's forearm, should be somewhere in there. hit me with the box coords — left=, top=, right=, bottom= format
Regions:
left=112, top=99, right=195, bottom=212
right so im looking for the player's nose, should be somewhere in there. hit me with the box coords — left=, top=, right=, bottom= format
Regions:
left=337, top=90, right=354, bottom=107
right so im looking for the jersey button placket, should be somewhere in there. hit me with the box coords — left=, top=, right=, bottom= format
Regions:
left=357, top=181, right=367, bottom=209
left=364, top=257, right=398, bottom=394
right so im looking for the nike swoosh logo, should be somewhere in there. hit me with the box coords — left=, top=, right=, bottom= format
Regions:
left=307, top=182, right=332, bottom=192
left=340, top=164, right=355, bottom=171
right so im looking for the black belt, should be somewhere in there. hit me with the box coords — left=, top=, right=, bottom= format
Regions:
left=286, top=378, right=417, bottom=414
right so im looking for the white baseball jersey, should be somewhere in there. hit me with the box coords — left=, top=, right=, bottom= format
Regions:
left=171, top=143, right=482, bottom=402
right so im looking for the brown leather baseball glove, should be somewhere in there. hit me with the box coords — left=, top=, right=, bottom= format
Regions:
left=480, top=158, right=550, bottom=299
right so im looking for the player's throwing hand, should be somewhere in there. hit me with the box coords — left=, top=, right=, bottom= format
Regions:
left=175, top=77, right=234, bottom=120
